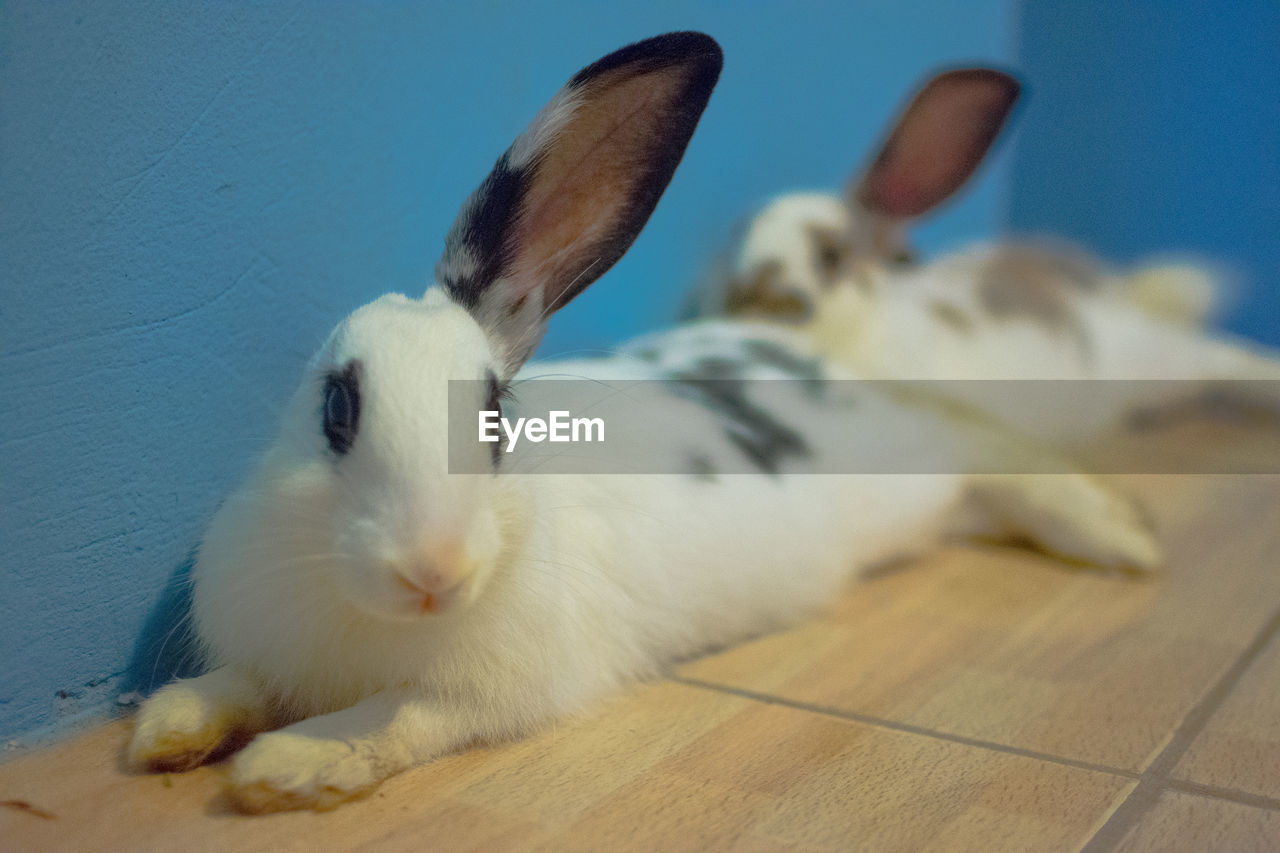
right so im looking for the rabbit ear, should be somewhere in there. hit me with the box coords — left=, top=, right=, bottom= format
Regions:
left=436, top=32, right=722, bottom=376
left=852, top=68, right=1020, bottom=220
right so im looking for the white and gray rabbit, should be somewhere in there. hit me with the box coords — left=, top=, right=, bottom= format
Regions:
left=129, top=34, right=1159, bottom=813
left=691, top=67, right=1280, bottom=444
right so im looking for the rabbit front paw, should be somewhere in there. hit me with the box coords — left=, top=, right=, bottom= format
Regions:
left=129, top=682, right=262, bottom=772
left=227, top=731, right=386, bottom=813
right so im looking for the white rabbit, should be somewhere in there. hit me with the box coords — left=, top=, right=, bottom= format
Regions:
left=128, top=34, right=1160, bottom=813
left=692, top=67, right=1280, bottom=444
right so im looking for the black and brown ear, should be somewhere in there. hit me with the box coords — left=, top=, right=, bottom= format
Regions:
left=437, top=32, right=723, bottom=375
left=852, top=68, right=1020, bottom=220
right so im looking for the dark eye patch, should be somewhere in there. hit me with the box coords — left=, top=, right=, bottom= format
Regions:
left=485, top=369, right=512, bottom=467
left=723, top=261, right=812, bottom=321
left=322, top=361, right=362, bottom=456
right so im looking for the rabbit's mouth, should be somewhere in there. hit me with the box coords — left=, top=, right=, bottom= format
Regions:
left=391, top=571, right=471, bottom=617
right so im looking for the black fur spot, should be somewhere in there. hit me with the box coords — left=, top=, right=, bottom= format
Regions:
left=928, top=301, right=974, bottom=334
left=741, top=340, right=827, bottom=399
left=667, top=375, right=810, bottom=476
left=322, top=360, right=362, bottom=456
left=686, top=454, right=718, bottom=482
left=691, top=356, right=743, bottom=380
left=437, top=153, right=529, bottom=311
left=724, top=261, right=813, bottom=321
left=569, top=31, right=722, bottom=93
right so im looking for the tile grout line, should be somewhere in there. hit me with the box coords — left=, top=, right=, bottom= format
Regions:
left=1164, top=779, right=1280, bottom=814
left=1079, top=603, right=1280, bottom=852
left=671, top=675, right=1140, bottom=781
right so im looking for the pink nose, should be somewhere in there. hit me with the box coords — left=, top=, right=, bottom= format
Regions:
left=406, top=557, right=450, bottom=593
left=393, top=542, right=466, bottom=613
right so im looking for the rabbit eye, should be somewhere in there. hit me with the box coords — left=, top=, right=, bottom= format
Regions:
left=322, top=362, right=361, bottom=455
left=807, top=226, right=848, bottom=286
left=817, top=243, right=843, bottom=276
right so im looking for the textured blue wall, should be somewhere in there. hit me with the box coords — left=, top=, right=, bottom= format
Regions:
left=1009, top=1, right=1280, bottom=344
left=1, top=1, right=1013, bottom=748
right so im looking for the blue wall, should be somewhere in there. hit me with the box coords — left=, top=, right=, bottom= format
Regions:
left=1, top=1, right=1014, bottom=749
left=1008, top=1, right=1280, bottom=343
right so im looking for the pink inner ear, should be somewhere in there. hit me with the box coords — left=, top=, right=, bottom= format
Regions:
left=506, top=65, right=690, bottom=314
left=857, top=69, right=1019, bottom=220
left=869, top=172, right=930, bottom=219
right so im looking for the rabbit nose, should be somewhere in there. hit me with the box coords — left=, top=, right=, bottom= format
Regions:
left=394, top=541, right=467, bottom=612
left=403, top=557, right=447, bottom=593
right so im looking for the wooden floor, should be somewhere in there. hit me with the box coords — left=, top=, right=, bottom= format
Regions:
left=4, top=421, right=1280, bottom=852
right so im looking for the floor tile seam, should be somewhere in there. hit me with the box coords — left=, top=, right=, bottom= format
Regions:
left=1164, top=778, right=1280, bottom=813
left=1080, top=603, right=1280, bottom=851
left=671, top=675, right=1140, bottom=780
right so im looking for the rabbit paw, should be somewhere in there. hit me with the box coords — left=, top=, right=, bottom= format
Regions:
left=227, top=731, right=384, bottom=813
left=1057, top=488, right=1162, bottom=573
left=968, top=474, right=1163, bottom=574
left=129, top=682, right=259, bottom=772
